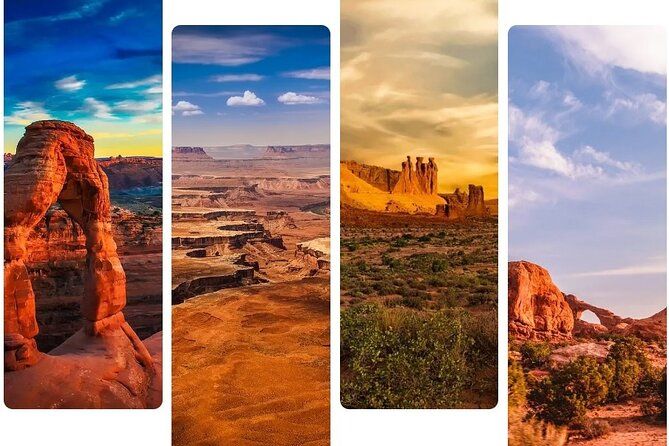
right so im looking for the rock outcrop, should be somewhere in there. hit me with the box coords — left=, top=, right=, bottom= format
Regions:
left=437, top=184, right=488, bottom=218
left=342, top=160, right=401, bottom=193
left=508, top=261, right=574, bottom=339
left=97, top=156, right=162, bottom=189
left=265, top=144, right=329, bottom=157
left=509, top=260, right=667, bottom=343
left=4, top=121, right=153, bottom=376
left=392, top=156, right=438, bottom=195
left=172, top=146, right=213, bottom=161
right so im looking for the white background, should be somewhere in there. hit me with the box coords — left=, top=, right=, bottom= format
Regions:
left=1, top=0, right=668, bottom=444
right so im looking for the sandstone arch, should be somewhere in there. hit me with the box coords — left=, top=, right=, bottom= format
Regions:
left=4, top=120, right=152, bottom=371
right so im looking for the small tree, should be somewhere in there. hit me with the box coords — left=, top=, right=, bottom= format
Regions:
left=528, top=357, right=612, bottom=426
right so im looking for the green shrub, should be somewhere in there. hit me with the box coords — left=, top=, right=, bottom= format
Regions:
left=508, top=361, right=527, bottom=408
left=606, top=337, right=652, bottom=402
left=528, top=357, right=612, bottom=426
left=341, top=303, right=479, bottom=408
left=520, top=341, right=552, bottom=369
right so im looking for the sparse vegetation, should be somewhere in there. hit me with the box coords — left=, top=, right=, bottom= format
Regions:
left=520, top=341, right=552, bottom=369
left=340, top=219, right=498, bottom=408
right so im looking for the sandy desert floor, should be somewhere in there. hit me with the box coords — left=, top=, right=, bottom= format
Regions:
left=171, top=150, right=330, bottom=445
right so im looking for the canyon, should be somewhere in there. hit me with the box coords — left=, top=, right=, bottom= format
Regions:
left=171, top=145, right=330, bottom=445
left=4, top=120, right=161, bottom=408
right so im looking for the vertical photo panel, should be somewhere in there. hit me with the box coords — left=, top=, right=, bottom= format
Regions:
left=3, top=1, right=163, bottom=408
left=171, top=26, right=331, bottom=445
left=340, top=0, right=499, bottom=409
left=508, top=26, right=667, bottom=444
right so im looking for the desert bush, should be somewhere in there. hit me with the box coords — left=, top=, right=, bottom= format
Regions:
left=520, top=341, right=552, bottom=369
left=605, top=337, right=652, bottom=402
left=640, top=367, right=667, bottom=420
left=341, top=303, right=481, bottom=408
left=508, top=408, right=567, bottom=446
left=575, top=419, right=611, bottom=439
left=528, top=357, right=612, bottom=426
left=508, top=361, right=527, bottom=408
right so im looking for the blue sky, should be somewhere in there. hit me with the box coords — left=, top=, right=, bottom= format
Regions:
left=509, top=26, right=666, bottom=319
left=172, top=26, right=330, bottom=146
left=4, top=0, right=162, bottom=156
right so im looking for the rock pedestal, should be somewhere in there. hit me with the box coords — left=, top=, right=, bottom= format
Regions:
left=4, top=120, right=152, bottom=371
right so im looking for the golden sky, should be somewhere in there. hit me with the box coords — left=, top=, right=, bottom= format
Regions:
left=4, top=119, right=163, bottom=158
left=341, top=0, right=498, bottom=197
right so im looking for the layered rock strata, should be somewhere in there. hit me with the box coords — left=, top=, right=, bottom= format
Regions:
left=4, top=120, right=152, bottom=372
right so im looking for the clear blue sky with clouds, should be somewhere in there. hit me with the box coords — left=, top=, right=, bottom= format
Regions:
left=509, top=26, right=667, bottom=319
left=4, top=0, right=162, bottom=157
left=172, top=26, right=330, bottom=147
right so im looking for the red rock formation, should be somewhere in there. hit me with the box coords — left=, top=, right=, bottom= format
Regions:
left=510, top=260, right=667, bottom=343
left=437, top=185, right=488, bottom=218
left=341, top=160, right=401, bottom=192
left=97, top=156, right=162, bottom=189
left=467, top=184, right=486, bottom=215
left=4, top=120, right=152, bottom=371
left=508, top=261, right=574, bottom=339
left=392, top=156, right=438, bottom=195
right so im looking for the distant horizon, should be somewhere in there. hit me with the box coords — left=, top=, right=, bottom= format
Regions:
left=172, top=26, right=330, bottom=148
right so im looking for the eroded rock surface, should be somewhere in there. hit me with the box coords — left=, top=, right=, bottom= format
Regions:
left=4, top=120, right=157, bottom=408
left=508, top=261, right=574, bottom=339
left=509, top=260, right=666, bottom=342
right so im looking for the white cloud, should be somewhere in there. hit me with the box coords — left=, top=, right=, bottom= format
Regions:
left=528, top=80, right=550, bottom=98
left=510, top=105, right=639, bottom=180
left=284, top=67, right=330, bottom=80
left=573, top=259, right=666, bottom=277
left=173, top=90, right=238, bottom=98
left=106, top=74, right=162, bottom=89
left=145, top=85, right=162, bottom=94
left=226, top=90, right=265, bottom=106
left=606, top=92, right=666, bottom=125
left=277, top=92, right=321, bottom=105
left=211, top=74, right=263, bottom=82
left=4, top=102, right=53, bottom=125
left=549, top=26, right=666, bottom=75
left=574, top=145, right=640, bottom=173
left=173, top=32, right=285, bottom=66
left=83, top=97, right=115, bottom=119
left=55, top=75, right=86, bottom=92
left=114, top=99, right=161, bottom=114
left=172, top=100, right=203, bottom=116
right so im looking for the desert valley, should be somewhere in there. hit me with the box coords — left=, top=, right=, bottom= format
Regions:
left=340, top=156, right=498, bottom=408
left=171, top=144, right=330, bottom=445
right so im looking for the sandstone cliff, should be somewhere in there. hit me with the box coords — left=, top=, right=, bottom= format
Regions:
left=98, top=156, right=162, bottom=189
left=509, top=260, right=666, bottom=342
left=173, top=146, right=213, bottom=161
left=340, top=157, right=446, bottom=214
left=265, top=144, right=329, bottom=157
left=508, top=261, right=575, bottom=339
